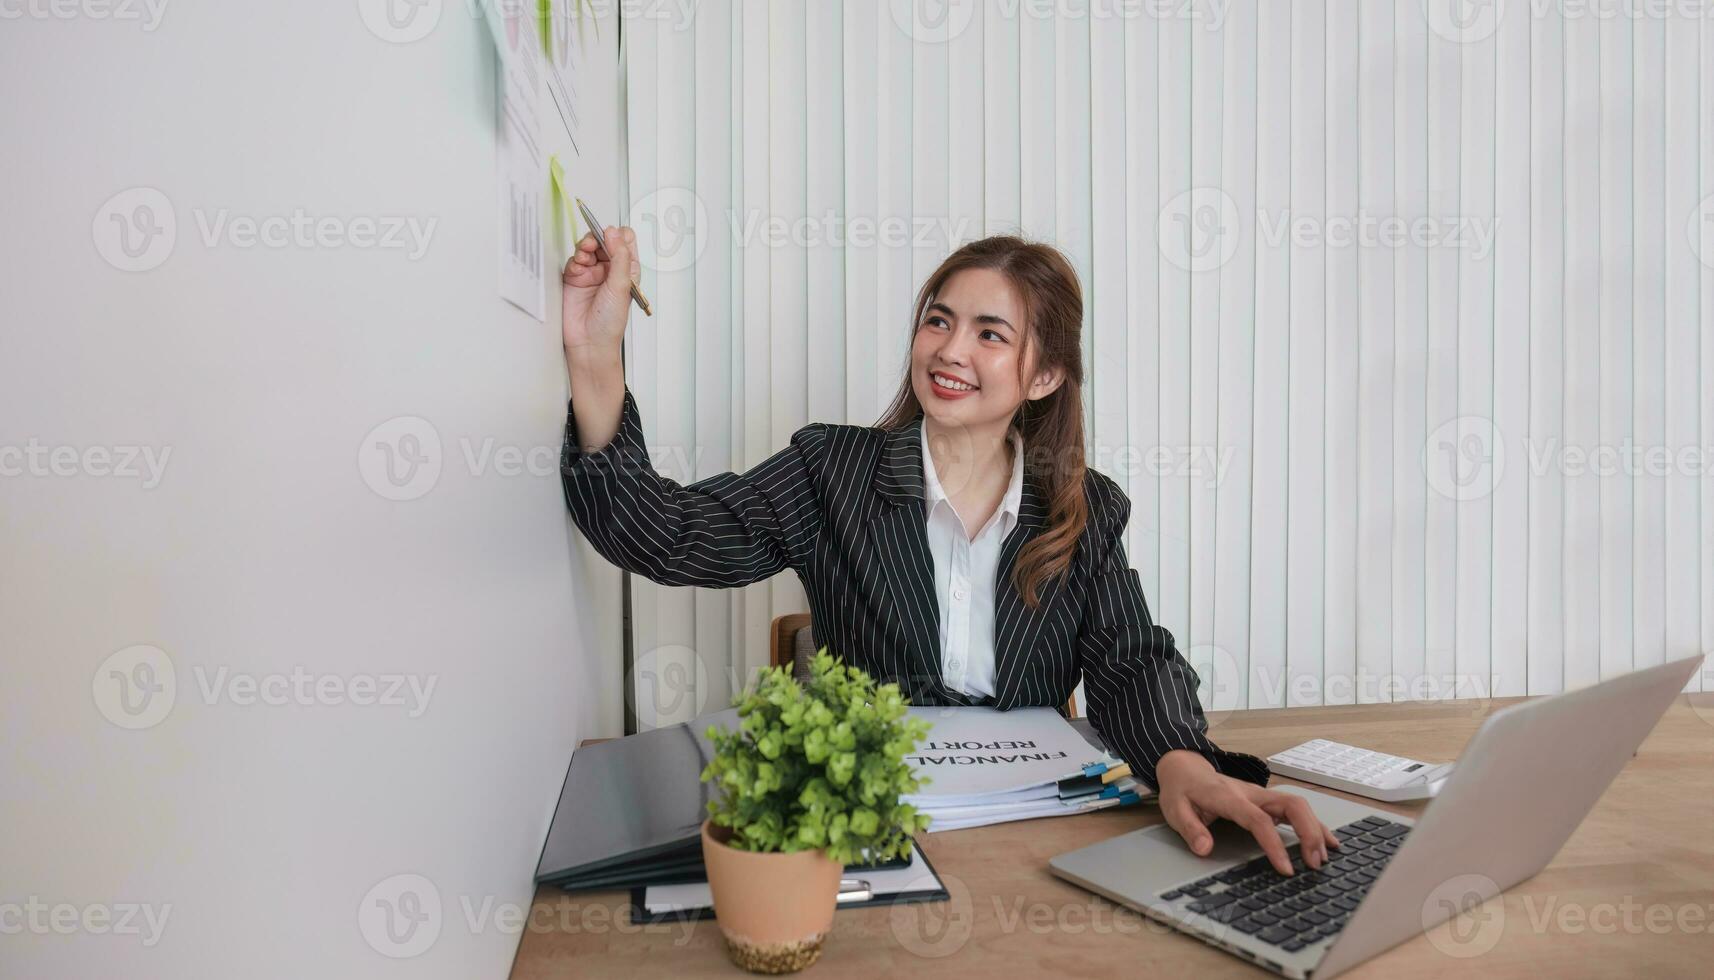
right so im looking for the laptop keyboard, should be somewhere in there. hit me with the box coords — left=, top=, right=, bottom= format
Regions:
left=1156, top=815, right=1411, bottom=954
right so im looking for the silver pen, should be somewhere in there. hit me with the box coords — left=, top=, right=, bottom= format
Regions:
left=573, top=198, right=653, bottom=317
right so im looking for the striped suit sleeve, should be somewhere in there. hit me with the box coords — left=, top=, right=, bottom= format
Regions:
left=1077, top=482, right=1271, bottom=791
left=559, top=387, right=827, bottom=588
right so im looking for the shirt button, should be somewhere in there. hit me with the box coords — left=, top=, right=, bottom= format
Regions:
left=953, top=587, right=967, bottom=600
left=950, top=660, right=962, bottom=670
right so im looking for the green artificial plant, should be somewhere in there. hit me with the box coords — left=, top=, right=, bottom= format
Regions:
left=700, top=650, right=933, bottom=864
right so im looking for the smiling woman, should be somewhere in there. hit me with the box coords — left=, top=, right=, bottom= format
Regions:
left=558, top=229, right=1341, bottom=877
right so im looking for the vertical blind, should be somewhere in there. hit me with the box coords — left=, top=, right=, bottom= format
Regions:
left=621, top=0, right=1713, bottom=728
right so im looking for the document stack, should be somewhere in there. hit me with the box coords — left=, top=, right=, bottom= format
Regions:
left=900, top=706, right=1152, bottom=832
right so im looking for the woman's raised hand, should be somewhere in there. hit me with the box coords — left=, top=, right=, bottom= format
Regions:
left=561, top=225, right=639, bottom=356
left=560, top=226, right=638, bottom=452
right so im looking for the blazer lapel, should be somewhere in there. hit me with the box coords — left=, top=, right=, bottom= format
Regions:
left=991, top=474, right=1055, bottom=708
left=869, top=418, right=944, bottom=699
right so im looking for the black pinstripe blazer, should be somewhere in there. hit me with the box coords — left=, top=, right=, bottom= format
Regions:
left=560, top=389, right=1269, bottom=790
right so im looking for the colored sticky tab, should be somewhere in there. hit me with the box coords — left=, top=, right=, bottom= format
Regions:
left=1100, top=763, right=1132, bottom=785
left=1082, top=762, right=1108, bottom=778
left=538, top=0, right=553, bottom=58
left=548, top=153, right=578, bottom=240
left=1099, top=785, right=1141, bottom=805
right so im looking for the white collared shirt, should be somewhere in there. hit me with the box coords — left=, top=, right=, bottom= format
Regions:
left=920, top=424, right=1025, bottom=699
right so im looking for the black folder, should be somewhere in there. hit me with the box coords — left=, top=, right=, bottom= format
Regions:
left=534, top=708, right=739, bottom=892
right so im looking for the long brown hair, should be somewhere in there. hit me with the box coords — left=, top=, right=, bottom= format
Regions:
left=876, top=235, right=1088, bottom=608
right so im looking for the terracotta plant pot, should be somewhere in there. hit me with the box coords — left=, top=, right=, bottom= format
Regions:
left=701, top=819, right=843, bottom=974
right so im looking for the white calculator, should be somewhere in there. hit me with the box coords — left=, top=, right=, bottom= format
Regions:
left=1267, top=739, right=1454, bottom=802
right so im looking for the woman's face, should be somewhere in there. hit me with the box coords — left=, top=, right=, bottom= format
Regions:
left=909, top=267, right=1059, bottom=435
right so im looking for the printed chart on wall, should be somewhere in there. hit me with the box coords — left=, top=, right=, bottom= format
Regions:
left=544, top=0, right=589, bottom=152
left=484, top=0, right=546, bottom=320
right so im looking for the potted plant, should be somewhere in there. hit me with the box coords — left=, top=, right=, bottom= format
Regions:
left=699, top=649, right=932, bottom=974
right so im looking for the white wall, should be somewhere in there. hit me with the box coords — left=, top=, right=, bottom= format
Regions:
left=0, top=4, right=624, bottom=977
left=622, top=0, right=1714, bottom=727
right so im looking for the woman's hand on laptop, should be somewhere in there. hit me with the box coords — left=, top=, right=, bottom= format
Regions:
left=1155, top=750, right=1341, bottom=876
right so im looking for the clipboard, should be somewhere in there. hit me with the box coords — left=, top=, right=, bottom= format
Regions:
left=628, top=840, right=950, bottom=925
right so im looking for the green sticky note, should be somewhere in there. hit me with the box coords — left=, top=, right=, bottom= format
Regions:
left=549, top=153, right=578, bottom=242
left=538, top=0, right=552, bottom=59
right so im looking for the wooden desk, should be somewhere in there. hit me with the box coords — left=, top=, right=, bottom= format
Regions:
left=510, top=695, right=1714, bottom=979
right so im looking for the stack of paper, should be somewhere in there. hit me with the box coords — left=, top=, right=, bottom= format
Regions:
left=901, top=707, right=1153, bottom=832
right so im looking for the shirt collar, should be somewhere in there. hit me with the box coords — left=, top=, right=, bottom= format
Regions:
left=920, top=424, right=1026, bottom=534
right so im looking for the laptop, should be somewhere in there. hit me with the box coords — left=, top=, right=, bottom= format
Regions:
left=1048, top=654, right=1704, bottom=978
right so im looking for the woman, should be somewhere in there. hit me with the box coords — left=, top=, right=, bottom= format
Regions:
left=559, top=227, right=1337, bottom=876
